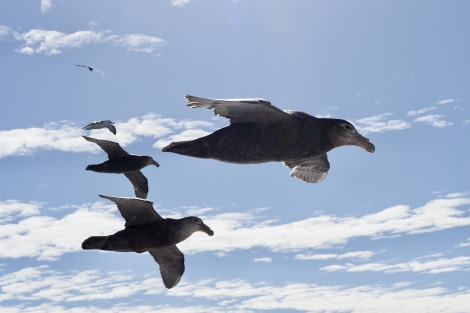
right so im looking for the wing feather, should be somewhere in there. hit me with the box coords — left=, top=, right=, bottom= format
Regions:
left=284, top=154, right=330, bottom=183
left=185, top=94, right=292, bottom=124
left=99, top=194, right=162, bottom=226
left=148, top=246, right=185, bottom=289
left=83, top=136, right=129, bottom=158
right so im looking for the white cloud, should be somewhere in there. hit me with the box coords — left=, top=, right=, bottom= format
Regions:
left=294, top=250, right=375, bottom=261
left=253, top=257, right=272, bottom=263
left=437, top=98, right=455, bottom=105
left=406, top=106, right=437, bottom=116
left=0, top=201, right=121, bottom=261
left=321, top=255, right=470, bottom=274
left=0, top=114, right=214, bottom=159
left=11, top=28, right=166, bottom=55
left=15, top=29, right=106, bottom=55
left=40, top=0, right=53, bottom=13
left=0, top=200, right=42, bottom=222
left=354, top=113, right=410, bottom=134
left=412, top=114, right=453, bottom=128
left=0, top=26, right=11, bottom=39
left=457, top=237, right=470, bottom=248
left=109, top=33, right=166, bottom=53
left=171, top=0, right=191, bottom=7
left=4, top=266, right=464, bottom=313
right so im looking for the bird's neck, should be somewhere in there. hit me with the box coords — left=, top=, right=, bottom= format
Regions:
left=168, top=218, right=193, bottom=243
left=316, top=118, right=339, bottom=152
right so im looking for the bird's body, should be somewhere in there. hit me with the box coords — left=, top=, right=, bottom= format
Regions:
left=86, top=156, right=156, bottom=173
left=166, top=116, right=336, bottom=164
left=84, top=218, right=195, bottom=252
left=74, top=64, right=106, bottom=76
left=82, top=120, right=116, bottom=135
left=83, top=136, right=159, bottom=198
left=82, top=195, right=214, bottom=289
left=163, top=95, right=375, bottom=183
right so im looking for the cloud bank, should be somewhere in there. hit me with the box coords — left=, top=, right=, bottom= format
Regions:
left=1, top=265, right=469, bottom=313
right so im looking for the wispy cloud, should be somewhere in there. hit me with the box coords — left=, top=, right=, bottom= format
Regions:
left=106, top=33, right=166, bottom=53
left=437, top=98, right=455, bottom=105
left=412, top=114, right=453, bottom=128
left=9, top=28, right=166, bottom=55
left=295, top=250, right=375, bottom=261
left=40, top=0, right=53, bottom=13
left=321, top=255, right=470, bottom=274
left=354, top=113, right=410, bottom=135
left=2, top=265, right=468, bottom=313
left=406, top=106, right=437, bottom=116
left=171, top=0, right=191, bottom=7
left=0, top=114, right=213, bottom=159
left=0, top=25, right=11, bottom=39
left=40, top=1, right=192, bottom=13
left=253, top=257, right=272, bottom=263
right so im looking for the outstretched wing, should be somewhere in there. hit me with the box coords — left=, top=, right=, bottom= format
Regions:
left=91, top=67, right=106, bottom=76
left=82, top=121, right=100, bottom=130
left=185, top=94, right=293, bottom=124
left=74, top=64, right=106, bottom=76
left=107, top=124, right=116, bottom=134
left=124, top=171, right=149, bottom=199
left=99, top=194, right=162, bottom=227
left=83, top=136, right=129, bottom=158
left=148, top=246, right=185, bottom=289
left=283, top=154, right=330, bottom=183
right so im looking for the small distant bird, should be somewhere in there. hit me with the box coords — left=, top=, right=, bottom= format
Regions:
left=82, top=120, right=116, bottom=135
left=82, top=194, right=214, bottom=289
left=83, top=136, right=160, bottom=199
left=163, top=94, right=375, bottom=183
left=74, top=64, right=106, bottom=76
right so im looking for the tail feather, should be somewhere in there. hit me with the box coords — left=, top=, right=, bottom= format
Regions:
left=162, top=140, right=210, bottom=157
left=82, top=236, right=108, bottom=250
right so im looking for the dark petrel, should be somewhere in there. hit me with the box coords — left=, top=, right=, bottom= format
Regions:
left=82, top=195, right=214, bottom=289
left=74, top=64, right=106, bottom=76
left=162, top=95, right=375, bottom=183
left=83, top=136, right=159, bottom=198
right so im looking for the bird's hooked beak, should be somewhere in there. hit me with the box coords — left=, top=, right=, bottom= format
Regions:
left=152, top=159, right=160, bottom=167
left=200, top=221, right=214, bottom=236
left=352, top=132, right=375, bottom=153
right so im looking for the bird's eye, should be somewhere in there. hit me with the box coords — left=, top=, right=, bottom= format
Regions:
left=194, top=218, right=199, bottom=222
left=344, top=124, right=353, bottom=130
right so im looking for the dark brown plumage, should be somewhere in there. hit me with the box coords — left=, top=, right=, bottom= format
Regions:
left=162, top=95, right=375, bottom=183
left=83, top=136, right=159, bottom=198
left=82, top=195, right=214, bottom=289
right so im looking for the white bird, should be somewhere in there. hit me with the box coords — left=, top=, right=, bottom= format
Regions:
left=74, top=64, right=106, bottom=76
left=82, top=120, right=116, bottom=135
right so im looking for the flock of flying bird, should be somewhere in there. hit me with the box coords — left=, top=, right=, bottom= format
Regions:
left=78, top=77, right=375, bottom=288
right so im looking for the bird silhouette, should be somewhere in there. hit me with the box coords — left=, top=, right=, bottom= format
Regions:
left=82, top=120, right=116, bottom=135
left=82, top=195, right=214, bottom=289
left=74, top=64, right=106, bottom=76
left=163, top=94, right=375, bottom=183
left=83, top=136, right=159, bottom=198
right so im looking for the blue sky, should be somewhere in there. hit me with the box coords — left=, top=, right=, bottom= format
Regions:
left=1, top=1, right=469, bottom=312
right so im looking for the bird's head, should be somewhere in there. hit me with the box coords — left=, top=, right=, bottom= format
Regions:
left=329, top=119, right=375, bottom=153
left=183, top=217, right=214, bottom=237
left=143, top=156, right=160, bottom=167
